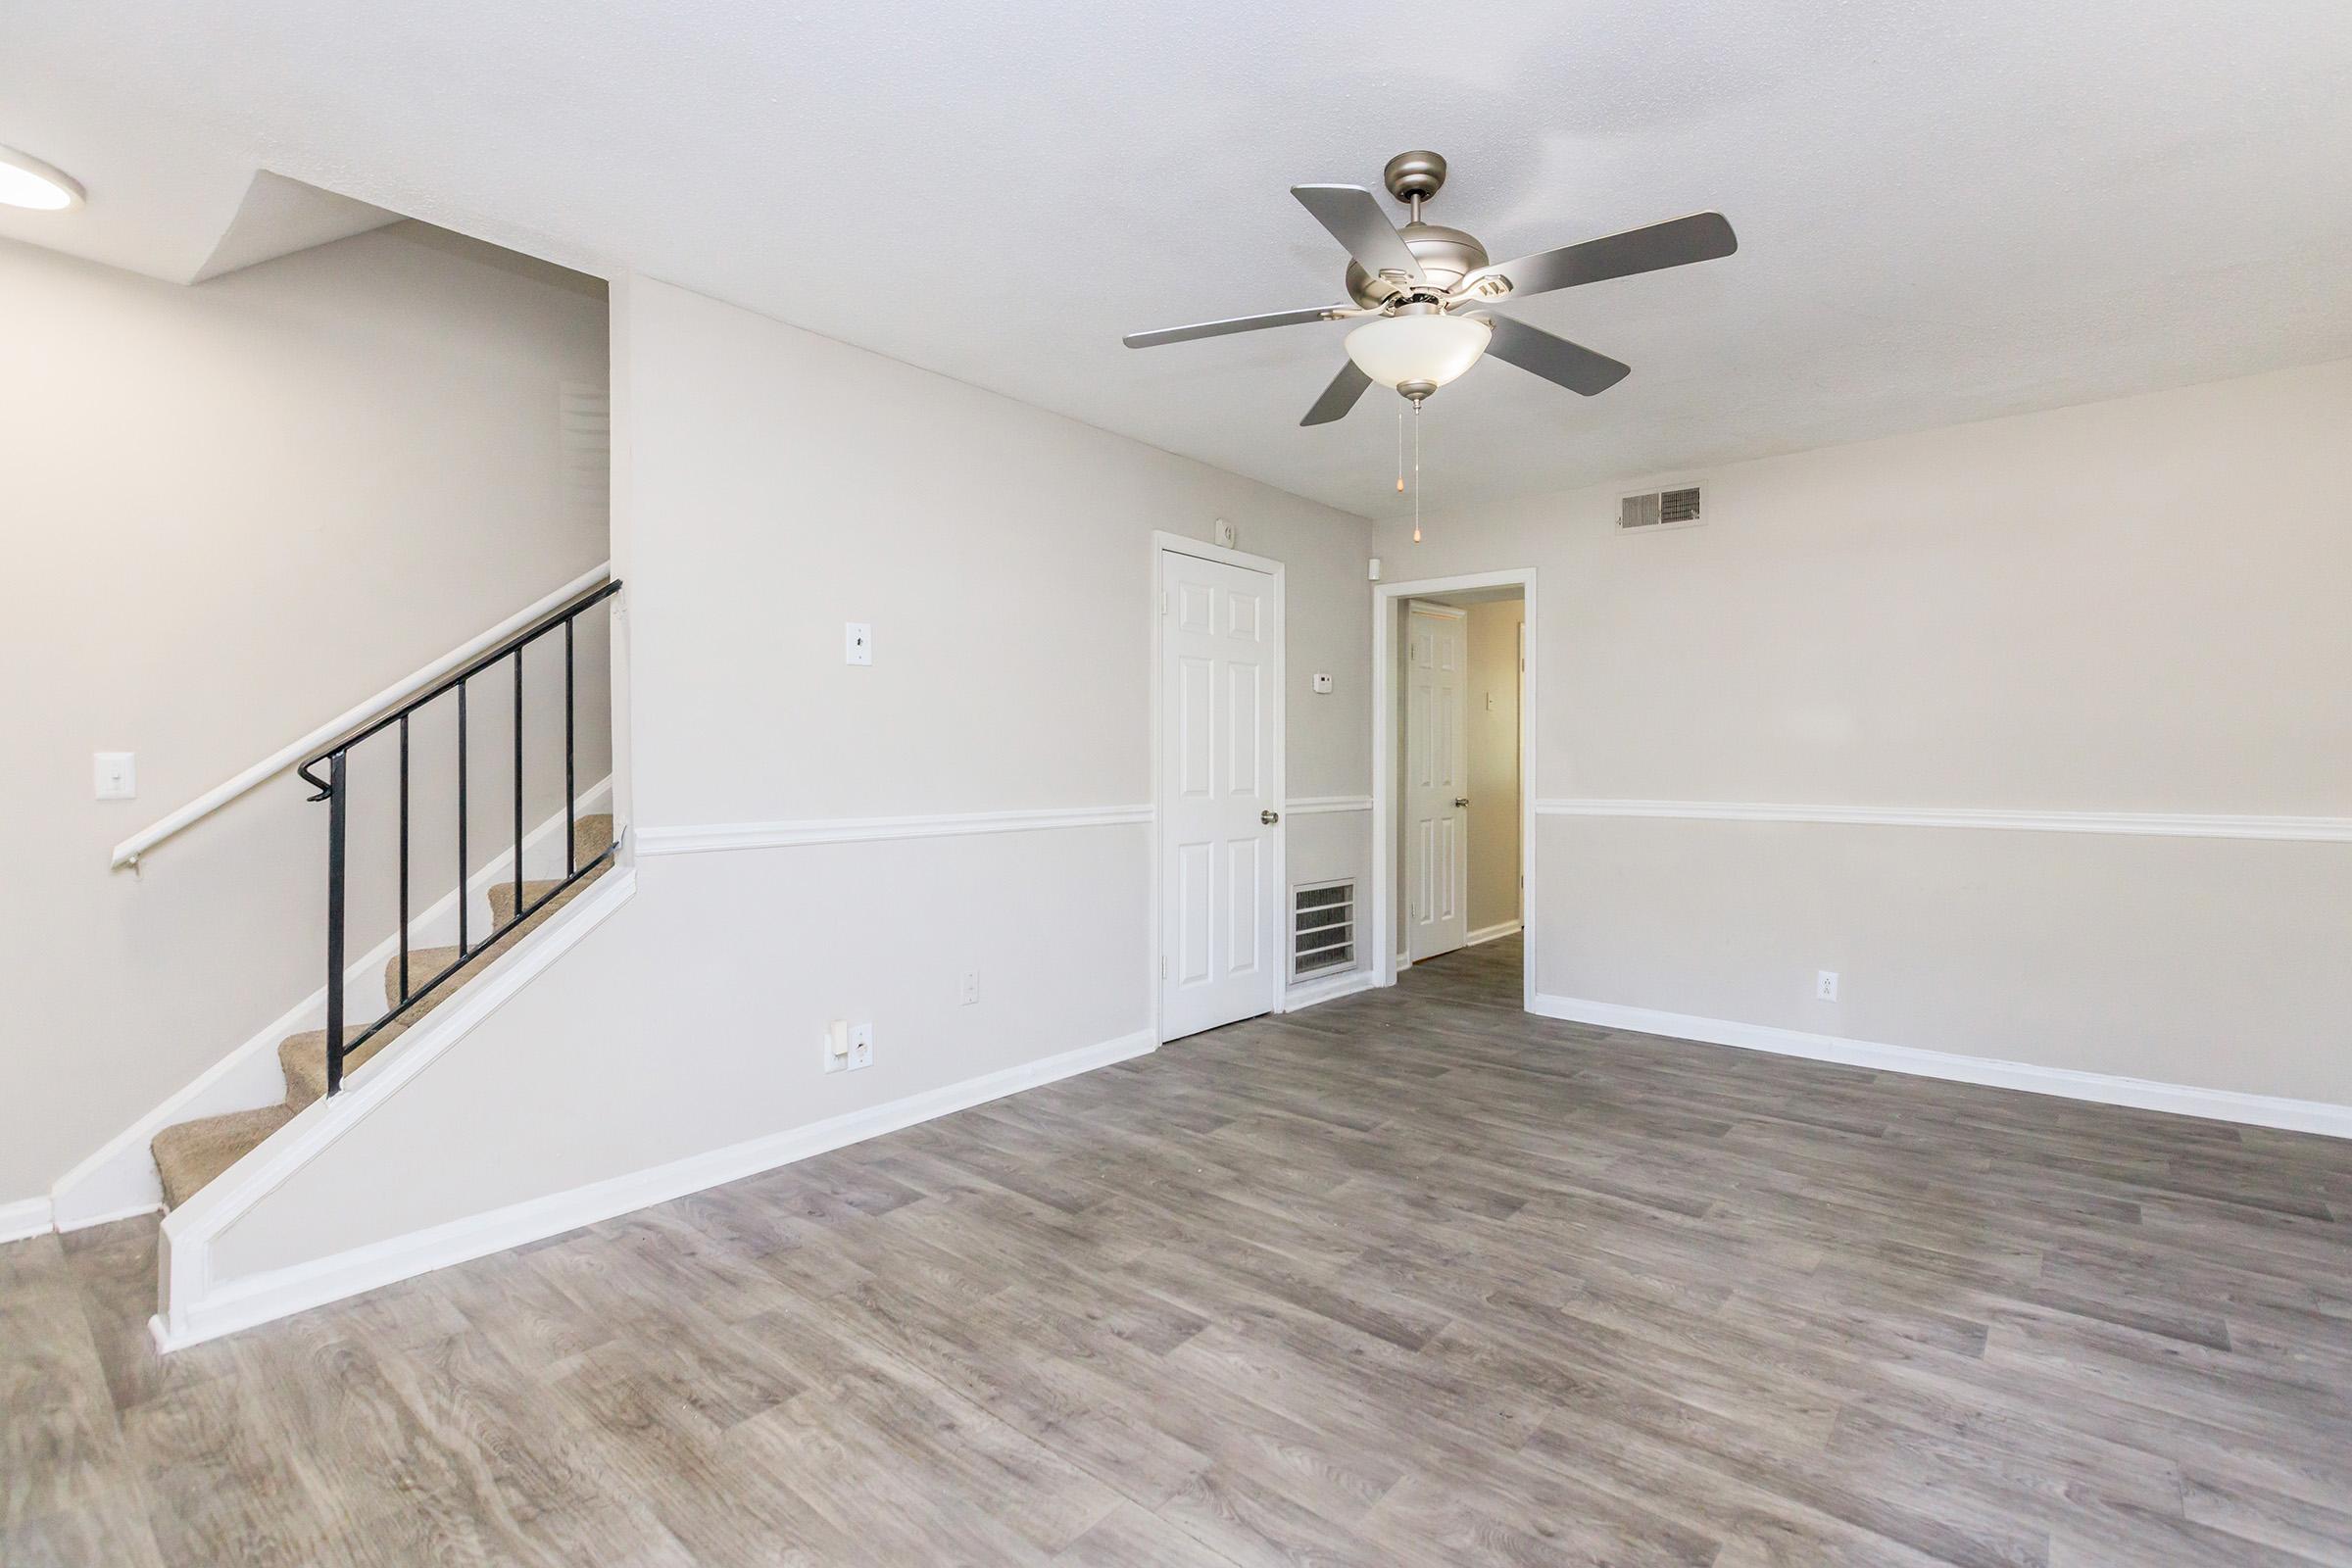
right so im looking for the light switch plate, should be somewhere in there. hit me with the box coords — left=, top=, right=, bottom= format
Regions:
left=845, top=622, right=872, bottom=665
left=849, top=1023, right=874, bottom=1070
left=93, top=752, right=136, bottom=800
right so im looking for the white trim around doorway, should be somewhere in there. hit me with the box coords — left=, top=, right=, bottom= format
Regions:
left=1372, top=567, right=1537, bottom=1013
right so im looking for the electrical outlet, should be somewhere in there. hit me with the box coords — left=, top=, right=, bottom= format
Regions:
left=821, top=1019, right=850, bottom=1074
left=1816, top=970, right=1840, bottom=1002
left=849, top=1022, right=873, bottom=1070
left=959, top=969, right=980, bottom=1005
left=93, top=752, right=136, bottom=801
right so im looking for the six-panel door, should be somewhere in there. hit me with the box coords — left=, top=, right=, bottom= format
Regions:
left=1405, top=603, right=1469, bottom=962
left=1161, top=549, right=1280, bottom=1040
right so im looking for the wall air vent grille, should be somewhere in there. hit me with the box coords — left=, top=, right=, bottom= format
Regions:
left=1292, top=880, right=1356, bottom=978
left=1619, top=484, right=1704, bottom=531
left=561, top=382, right=612, bottom=528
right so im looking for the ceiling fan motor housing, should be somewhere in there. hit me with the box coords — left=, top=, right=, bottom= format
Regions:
left=1345, top=223, right=1491, bottom=308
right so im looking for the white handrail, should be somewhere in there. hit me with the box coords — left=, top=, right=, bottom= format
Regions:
left=110, top=563, right=614, bottom=870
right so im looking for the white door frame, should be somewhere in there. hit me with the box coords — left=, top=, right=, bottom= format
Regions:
left=1372, top=567, right=1537, bottom=1012
left=1150, top=530, right=1287, bottom=1043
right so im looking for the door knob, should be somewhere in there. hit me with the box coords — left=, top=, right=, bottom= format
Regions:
left=1454, top=797, right=1470, bottom=808
left=1261, top=809, right=1280, bottom=825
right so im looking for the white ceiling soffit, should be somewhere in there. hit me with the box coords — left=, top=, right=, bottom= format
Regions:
left=189, top=172, right=402, bottom=284
left=4, top=0, right=2350, bottom=516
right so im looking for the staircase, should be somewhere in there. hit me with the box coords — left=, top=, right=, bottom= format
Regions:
left=149, top=813, right=614, bottom=1208
left=121, top=576, right=624, bottom=1219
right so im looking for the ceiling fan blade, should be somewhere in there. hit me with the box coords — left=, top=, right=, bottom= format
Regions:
left=1300, top=361, right=1373, bottom=425
left=1123, top=306, right=1335, bottom=349
left=1291, top=185, right=1425, bottom=285
left=1484, top=315, right=1631, bottom=396
left=1467, top=212, right=1736, bottom=299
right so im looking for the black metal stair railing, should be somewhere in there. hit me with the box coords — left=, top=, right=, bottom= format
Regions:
left=294, top=579, right=621, bottom=1097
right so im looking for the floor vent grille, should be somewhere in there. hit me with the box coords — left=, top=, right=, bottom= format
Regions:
left=1293, top=880, right=1356, bottom=978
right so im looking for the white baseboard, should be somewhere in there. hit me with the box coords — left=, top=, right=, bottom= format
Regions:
left=1467, top=920, right=1523, bottom=947
left=52, top=779, right=612, bottom=1232
left=1, top=1196, right=54, bottom=1245
left=1530, top=994, right=2352, bottom=1141
left=1284, top=968, right=1379, bottom=1012
left=152, top=1024, right=1154, bottom=1351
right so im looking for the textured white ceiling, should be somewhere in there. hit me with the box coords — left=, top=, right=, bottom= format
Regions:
left=5, top=0, right=2349, bottom=517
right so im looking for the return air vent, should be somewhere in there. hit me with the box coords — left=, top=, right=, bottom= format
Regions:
left=561, top=382, right=611, bottom=528
left=1618, top=483, right=1703, bottom=531
left=1292, top=880, right=1356, bottom=978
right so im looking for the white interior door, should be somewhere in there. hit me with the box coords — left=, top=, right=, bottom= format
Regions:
left=1160, top=548, right=1282, bottom=1041
left=1405, top=603, right=1468, bottom=962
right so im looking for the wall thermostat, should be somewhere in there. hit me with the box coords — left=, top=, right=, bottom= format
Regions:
left=1311, top=673, right=1335, bottom=694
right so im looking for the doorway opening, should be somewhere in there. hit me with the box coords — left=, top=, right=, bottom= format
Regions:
left=1374, top=570, right=1533, bottom=1011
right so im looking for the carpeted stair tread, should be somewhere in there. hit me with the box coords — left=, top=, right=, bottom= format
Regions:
left=387, top=854, right=612, bottom=1017
left=153, top=1103, right=294, bottom=1209
left=279, top=1023, right=407, bottom=1111
left=146, top=813, right=620, bottom=1210
left=571, top=813, right=614, bottom=864
left=487, top=872, right=598, bottom=925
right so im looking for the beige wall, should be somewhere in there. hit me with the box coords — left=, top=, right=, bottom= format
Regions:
left=1465, top=600, right=1523, bottom=936
left=618, top=285, right=1371, bottom=828
left=0, top=225, right=610, bottom=1207
left=1372, top=359, right=2352, bottom=1106
left=215, top=274, right=1375, bottom=1273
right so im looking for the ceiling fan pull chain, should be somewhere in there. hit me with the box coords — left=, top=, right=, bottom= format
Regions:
left=1412, top=400, right=1423, bottom=544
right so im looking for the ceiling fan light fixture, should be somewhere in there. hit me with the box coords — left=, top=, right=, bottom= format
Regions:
left=1344, top=312, right=1490, bottom=395
left=0, top=144, right=84, bottom=211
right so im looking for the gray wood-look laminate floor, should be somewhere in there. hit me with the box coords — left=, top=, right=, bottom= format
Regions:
left=8, top=936, right=2352, bottom=1566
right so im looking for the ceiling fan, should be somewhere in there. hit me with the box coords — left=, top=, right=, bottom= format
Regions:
left=1123, top=150, right=1737, bottom=425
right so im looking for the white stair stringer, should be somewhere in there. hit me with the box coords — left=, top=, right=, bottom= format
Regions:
left=153, top=858, right=637, bottom=1350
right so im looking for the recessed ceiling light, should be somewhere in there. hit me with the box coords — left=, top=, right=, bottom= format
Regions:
left=0, top=144, right=85, bottom=211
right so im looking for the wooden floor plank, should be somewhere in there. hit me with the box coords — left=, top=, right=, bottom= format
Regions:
left=4, top=935, right=2348, bottom=1564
